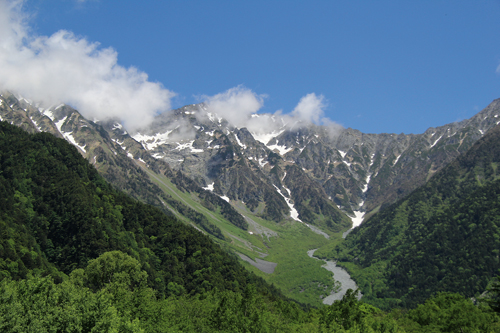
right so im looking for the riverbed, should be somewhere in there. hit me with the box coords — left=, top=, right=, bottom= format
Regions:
left=307, top=249, right=362, bottom=305
left=237, top=252, right=278, bottom=274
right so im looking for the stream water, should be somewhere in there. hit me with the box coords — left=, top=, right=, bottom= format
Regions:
left=307, top=249, right=362, bottom=305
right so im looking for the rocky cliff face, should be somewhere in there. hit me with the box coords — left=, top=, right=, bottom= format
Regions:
left=0, top=92, right=249, bottom=239
left=126, top=99, right=500, bottom=225
left=2, top=90, right=499, bottom=235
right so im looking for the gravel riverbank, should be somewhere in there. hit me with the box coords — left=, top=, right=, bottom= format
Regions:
left=237, top=253, right=278, bottom=274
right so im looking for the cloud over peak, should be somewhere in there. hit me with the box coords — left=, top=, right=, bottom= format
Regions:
left=0, top=1, right=342, bottom=137
left=0, top=0, right=175, bottom=131
left=198, top=87, right=341, bottom=136
left=292, top=93, right=326, bottom=124
left=202, top=86, right=265, bottom=127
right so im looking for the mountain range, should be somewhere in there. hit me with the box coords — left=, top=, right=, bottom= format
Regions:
left=319, top=122, right=500, bottom=309
left=2, top=92, right=500, bottom=229
left=2, top=90, right=500, bottom=308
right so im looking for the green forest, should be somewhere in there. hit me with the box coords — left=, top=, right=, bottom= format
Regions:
left=318, top=125, right=500, bottom=309
left=2, top=119, right=500, bottom=332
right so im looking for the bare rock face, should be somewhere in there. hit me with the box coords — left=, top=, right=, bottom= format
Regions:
left=128, top=98, right=500, bottom=222
left=2, top=90, right=500, bottom=234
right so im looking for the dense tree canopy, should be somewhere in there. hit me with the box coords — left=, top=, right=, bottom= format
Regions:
left=0, top=121, right=278, bottom=298
left=325, top=125, right=500, bottom=308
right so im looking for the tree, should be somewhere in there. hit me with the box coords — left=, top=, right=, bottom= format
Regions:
left=84, top=251, right=147, bottom=292
left=320, top=289, right=364, bottom=330
left=485, top=275, right=500, bottom=313
left=408, top=292, right=498, bottom=332
left=0, top=274, right=144, bottom=332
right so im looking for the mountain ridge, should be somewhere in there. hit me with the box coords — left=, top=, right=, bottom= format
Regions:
left=2, top=92, right=500, bottom=235
left=320, top=123, right=500, bottom=308
left=3, top=91, right=500, bottom=307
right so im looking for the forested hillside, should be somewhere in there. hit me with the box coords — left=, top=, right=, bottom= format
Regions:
left=2, top=120, right=500, bottom=331
left=0, top=121, right=277, bottom=297
left=320, top=124, right=500, bottom=308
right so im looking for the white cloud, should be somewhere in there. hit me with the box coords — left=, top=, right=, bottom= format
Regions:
left=0, top=1, right=343, bottom=136
left=321, top=117, right=344, bottom=139
left=202, top=86, right=265, bottom=127
left=291, top=93, right=325, bottom=124
left=0, top=0, right=175, bottom=131
left=199, top=87, right=343, bottom=138
left=245, top=111, right=285, bottom=135
left=497, top=62, right=500, bottom=74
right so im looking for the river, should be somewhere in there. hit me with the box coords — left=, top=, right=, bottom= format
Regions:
left=307, top=249, right=362, bottom=305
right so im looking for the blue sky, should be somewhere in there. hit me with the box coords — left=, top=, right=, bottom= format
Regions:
left=6, top=0, right=500, bottom=134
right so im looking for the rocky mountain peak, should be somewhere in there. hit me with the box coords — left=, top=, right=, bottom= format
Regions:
left=2, top=91, right=500, bottom=236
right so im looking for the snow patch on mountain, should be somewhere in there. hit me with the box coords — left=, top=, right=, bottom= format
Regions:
left=273, top=185, right=329, bottom=238
left=234, top=134, right=246, bottom=149
left=40, top=108, right=55, bottom=121
left=54, top=116, right=66, bottom=132
left=258, top=158, right=268, bottom=167
left=251, top=129, right=285, bottom=145
left=273, top=185, right=301, bottom=222
left=151, top=153, right=164, bottom=159
left=344, top=153, right=375, bottom=235
left=430, top=134, right=443, bottom=148
left=364, top=154, right=375, bottom=191
left=133, top=130, right=174, bottom=150
left=55, top=118, right=86, bottom=153
left=111, top=138, right=125, bottom=148
left=393, top=154, right=402, bottom=166
left=29, top=116, right=42, bottom=132
left=54, top=116, right=87, bottom=153
left=203, top=183, right=214, bottom=191
left=350, top=210, right=365, bottom=228
left=206, top=112, right=223, bottom=123
left=343, top=206, right=366, bottom=238
left=175, top=140, right=204, bottom=153
left=267, top=144, right=292, bottom=155
left=362, top=177, right=370, bottom=193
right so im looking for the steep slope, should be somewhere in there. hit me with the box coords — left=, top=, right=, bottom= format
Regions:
left=322, top=124, right=500, bottom=308
left=0, top=120, right=280, bottom=298
left=0, top=92, right=350, bottom=234
left=3, top=90, right=500, bottom=307
left=0, top=93, right=342, bottom=306
left=3, top=91, right=499, bottom=235
left=128, top=106, right=352, bottom=232
left=128, top=99, right=500, bottom=228
left=0, top=92, right=250, bottom=240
